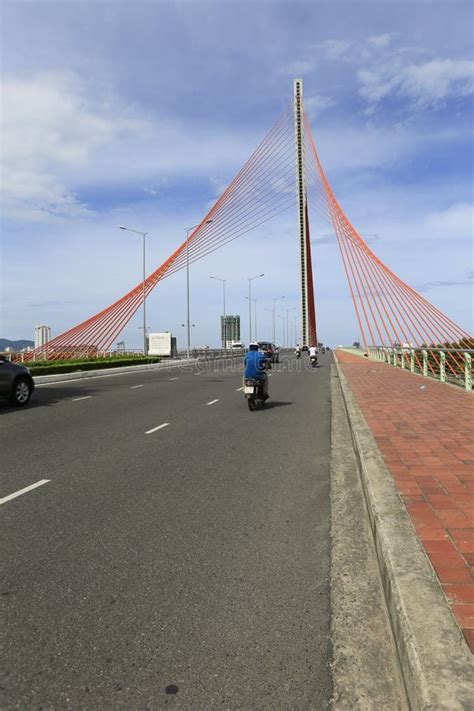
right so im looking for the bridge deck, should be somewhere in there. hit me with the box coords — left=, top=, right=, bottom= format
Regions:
left=337, top=349, right=474, bottom=652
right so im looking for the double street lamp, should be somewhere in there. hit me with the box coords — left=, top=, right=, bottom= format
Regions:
left=118, top=225, right=149, bottom=356
left=271, top=295, right=285, bottom=343
left=248, top=273, right=264, bottom=343
left=210, top=276, right=227, bottom=349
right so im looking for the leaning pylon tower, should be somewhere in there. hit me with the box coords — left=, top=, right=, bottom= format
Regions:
left=294, top=79, right=317, bottom=347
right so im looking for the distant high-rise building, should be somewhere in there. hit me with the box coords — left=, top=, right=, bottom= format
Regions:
left=220, top=315, right=240, bottom=348
left=34, top=325, right=51, bottom=349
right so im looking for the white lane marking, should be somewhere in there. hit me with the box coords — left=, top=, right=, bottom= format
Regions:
left=130, top=384, right=144, bottom=389
left=72, top=395, right=92, bottom=401
left=206, top=399, right=219, bottom=406
left=145, top=422, right=170, bottom=435
left=194, top=373, right=201, bottom=375
left=0, top=479, right=50, bottom=505
left=236, top=387, right=243, bottom=391
left=169, top=377, right=178, bottom=381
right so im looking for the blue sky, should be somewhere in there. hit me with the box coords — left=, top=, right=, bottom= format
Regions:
left=1, top=0, right=472, bottom=348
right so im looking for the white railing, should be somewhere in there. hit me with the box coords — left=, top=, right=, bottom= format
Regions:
left=367, top=347, right=472, bottom=391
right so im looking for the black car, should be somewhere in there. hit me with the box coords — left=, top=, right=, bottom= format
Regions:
left=0, top=357, right=35, bottom=406
left=257, top=341, right=280, bottom=363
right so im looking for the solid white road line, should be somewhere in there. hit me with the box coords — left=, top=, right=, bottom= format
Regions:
left=145, top=422, right=170, bottom=435
left=0, top=479, right=50, bottom=505
left=236, top=386, right=243, bottom=391
left=206, top=399, right=219, bottom=405
left=130, top=384, right=144, bottom=389
left=72, top=396, right=92, bottom=401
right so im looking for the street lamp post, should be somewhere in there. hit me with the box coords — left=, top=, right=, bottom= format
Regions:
left=184, top=219, right=213, bottom=358
left=210, top=276, right=227, bottom=349
left=119, top=225, right=149, bottom=355
left=248, top=273, right=264, bottom=343
left=272, top=295, right=285, bottom=343
left=277, top=314, right=286, bottom=345
left=245, top=297, right=257, bottom=341
left=286, top=306, right=297, bottom=348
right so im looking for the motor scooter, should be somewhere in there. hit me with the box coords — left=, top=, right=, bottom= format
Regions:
left=310, top=354, right=318, bottom=368
left=244, top=378, right=266, bottom=410
left=244, top=361, right=271, bottom=411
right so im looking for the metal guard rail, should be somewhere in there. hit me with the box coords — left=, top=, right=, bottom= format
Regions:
left=367, top=347, right=473, bottom=391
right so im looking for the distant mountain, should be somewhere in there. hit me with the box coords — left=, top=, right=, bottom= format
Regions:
left=0, top=338, right=34, bottom=351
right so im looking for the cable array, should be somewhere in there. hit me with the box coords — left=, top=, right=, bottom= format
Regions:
left=29, top=104, right=297, bottom=360
left=303, top=113, right=471, bottom=375
left=27, top=99, right=470, bottom=374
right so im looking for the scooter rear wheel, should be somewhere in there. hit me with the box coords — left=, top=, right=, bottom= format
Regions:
left=247, top=397, right=256, bottom=411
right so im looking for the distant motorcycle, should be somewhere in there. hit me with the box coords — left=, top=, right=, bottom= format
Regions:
left=310, top=355, right=318, bottom=368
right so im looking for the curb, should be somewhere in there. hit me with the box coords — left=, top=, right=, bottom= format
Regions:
left=33, top=358, right=198, bottom=385
left=33, top=353, right=245, bottom=385
left=334, top=357, right=474, bottom=710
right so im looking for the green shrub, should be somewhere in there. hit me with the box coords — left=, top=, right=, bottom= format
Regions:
left=29, top=356, right=161, bottom=376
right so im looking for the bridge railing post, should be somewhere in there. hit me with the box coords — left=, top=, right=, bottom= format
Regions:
left=439, top=350, right=446, bottom=383
left=410, top=348, right=415, bottom=372
left=393, top=349, right=398, bottom=367
left=422, top=349, right=428, bottom=377
left=464, top=353, right=472, bottom=391
left=401, top=349, right=406, bottom=369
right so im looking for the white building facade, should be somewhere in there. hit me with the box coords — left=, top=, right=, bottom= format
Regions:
left=34, top=325, right=51, bottom=349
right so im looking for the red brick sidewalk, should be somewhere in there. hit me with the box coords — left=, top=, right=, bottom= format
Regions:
left=336, top=350, right=474, bottom=652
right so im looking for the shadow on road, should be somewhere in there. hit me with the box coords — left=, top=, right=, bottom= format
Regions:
left=265, top=400, right=293, bottom=409
left=0, top=384, right=99, bottom=414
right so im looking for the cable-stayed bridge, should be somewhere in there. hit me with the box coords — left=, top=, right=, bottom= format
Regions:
left=28, top=80, right=471, bottom=376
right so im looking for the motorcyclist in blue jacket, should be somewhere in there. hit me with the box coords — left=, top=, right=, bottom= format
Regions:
left=244, top=342, right=269, bottom=399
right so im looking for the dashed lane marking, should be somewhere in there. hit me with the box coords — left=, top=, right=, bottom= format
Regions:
left=206, top=399, right=219, bottom=406
left=0, top=479, right=50, bottom=505
left=236, top=387, right=243, bottom=391
left=72, top=396, right=92, bottom=401
left=169, top=377, right=178, bottom=381
left=130, top=384, right=144, bottom=389
left=146, top=422, right=170, bottom=435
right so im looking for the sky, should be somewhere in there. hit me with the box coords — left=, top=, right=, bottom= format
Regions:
left=1, top=0, right=473, bottom=349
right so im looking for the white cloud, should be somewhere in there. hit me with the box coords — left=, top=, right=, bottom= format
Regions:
left=313, top=40, right=352, bottom=61
left=0, top=71, right=258, bottom=222
left=304, top=94, right=335, bottom=117
left=358, top=57, right=474, bottom=109
left=1, top=72, right=141, bottom=220
left=280, top=60, right=314, bottom=76
left=368, top=34, right=391, bottom=49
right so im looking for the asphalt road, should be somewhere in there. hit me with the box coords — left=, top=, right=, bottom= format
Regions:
left=1, top=353, right=333, bottom=709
